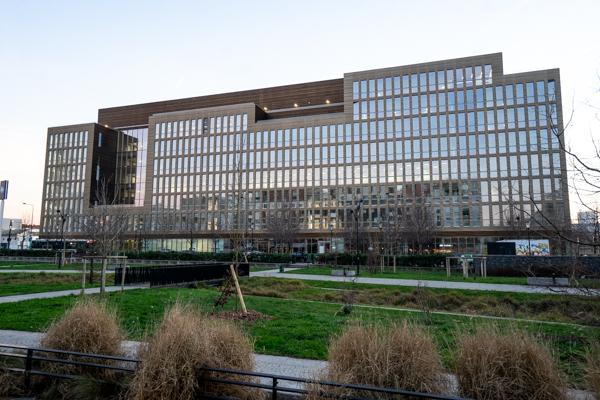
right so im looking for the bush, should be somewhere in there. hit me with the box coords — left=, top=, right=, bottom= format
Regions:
left=0, top=248, right=55, bottom=257
left=41, top=298, right=125, bottom=375
left=312, top=322, right=448, bottom=398
left=454, top=325, right=566, bottom=400
left=0, top=370, right=22, bottom=398
left=39, top=299, right=126, bottom=398
left=123, top=250, right=293, bottom=264
left=127, top=303, right=258, bottom=400
left=586, top=343, right=600, bottom=396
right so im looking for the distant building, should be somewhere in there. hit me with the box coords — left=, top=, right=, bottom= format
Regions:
left=39, top=53, right=570, bottom=254
left=577, top=210, right=598, bottom=225
left=1, top=218, right=22, bottom=249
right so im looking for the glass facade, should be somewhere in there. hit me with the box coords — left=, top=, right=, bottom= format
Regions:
left=40, top=54, right=569, bottom=253
left=42, top=129, right=88, bottom=234
left=116, top=127, right=148, bottom=206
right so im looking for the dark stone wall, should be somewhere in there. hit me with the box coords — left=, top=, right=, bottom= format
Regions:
left=483, top=255, right=600, bottom=277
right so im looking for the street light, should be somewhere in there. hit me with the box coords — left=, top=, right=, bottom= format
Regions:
left=378, top=220, right=384, bottom=270
left=22, top=202, right=34, bottom=249
left=56, top=209, right=67, bottom=269
left=349, top=197, right=364, bottom=275
left=329, top=223, right=334, bottom=254
left=526, top=221, right=531, bottom=256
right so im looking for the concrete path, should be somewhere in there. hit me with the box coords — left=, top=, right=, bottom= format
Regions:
left=0, top=285, right=148, bottom=304
left=252, top=269, right=597, bottom=296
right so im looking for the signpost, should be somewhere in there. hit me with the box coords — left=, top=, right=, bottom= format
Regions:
left=0, top=181, right=8, bottom=248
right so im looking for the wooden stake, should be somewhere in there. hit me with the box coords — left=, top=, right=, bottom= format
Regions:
left=100, top=258, right=107, bottom=294
left=81, top=259, right=87, bottom=295
left=229, top=264, right=247, bottom=315
left=120, top=263, right=127, bottom=292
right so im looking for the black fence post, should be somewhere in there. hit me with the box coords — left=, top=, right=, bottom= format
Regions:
left=24, top=348, right=33, bottom=393
left=272, top=377, right=278, bottom=400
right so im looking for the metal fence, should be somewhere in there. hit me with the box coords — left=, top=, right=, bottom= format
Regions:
left=0, top=343, right=469, bottom=400
left=114, top=263, right=250, bottom=287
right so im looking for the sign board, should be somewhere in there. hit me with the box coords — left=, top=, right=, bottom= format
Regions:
left=0, top=181, right=7, bottom=200
left=514, top=239, right=550, bottom=256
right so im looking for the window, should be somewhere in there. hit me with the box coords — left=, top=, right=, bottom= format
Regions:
left=484, top=64, right=492, bottom=84
left=526, top=82, right=535, bottom=103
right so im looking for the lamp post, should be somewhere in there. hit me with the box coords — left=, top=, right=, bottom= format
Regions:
left=22, top=202, right=34, bottom=249
left=7, top=220, right=12, bottom=249
left=378, top=220, right=384, bottom=271
left=526, top=221, right=531, bottom=256
left=350, top=197, right=363, bottom=275
left=329, top=223, right=333, bottom=254
left=56, top=209, right=67, bottom=269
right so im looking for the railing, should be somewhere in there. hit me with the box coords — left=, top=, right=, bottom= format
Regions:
left=0, top=343, right=469, bottom=399
left=0, top=343, right=137, bottom=392
left=114, top=263, right=250, bottom=286
left=198, top=366, right=469, bottom=400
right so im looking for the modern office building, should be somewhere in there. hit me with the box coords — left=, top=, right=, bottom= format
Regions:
left=40, top=53, right=570, bottom=254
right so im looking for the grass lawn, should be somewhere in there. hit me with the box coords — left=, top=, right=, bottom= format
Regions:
left=0, top=273, right=99, bottom=296
left=0, top=286, right=596, bottom=387
left=241, top=277, right=600, bottom=326
left=284, top=266, right=528, bottom=285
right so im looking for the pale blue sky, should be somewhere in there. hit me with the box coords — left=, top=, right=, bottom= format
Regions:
left=1, top=0, right=599, bottom=222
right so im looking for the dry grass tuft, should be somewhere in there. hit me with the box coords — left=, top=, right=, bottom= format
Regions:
left=41, top=298, right=124, bottom=377
left=454, top=325, right=566, bottom=400
left=127, top=303, right=259, bottom=400
left=310, top=322, right=449, bottom=399
left=37, top=298, right=126, bottom=398
left=586, top=343, right=600, bottom=396
left=0, top=370, right=22, bottom=399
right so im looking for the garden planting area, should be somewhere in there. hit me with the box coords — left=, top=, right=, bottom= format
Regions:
left=0, top=274, right=599, bottom=392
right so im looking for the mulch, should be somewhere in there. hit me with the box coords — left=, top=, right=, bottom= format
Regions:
left=210, top=310, right=271, bottom=324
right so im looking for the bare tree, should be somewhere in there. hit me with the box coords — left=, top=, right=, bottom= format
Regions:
left=82, top=179, right=127, bottom=257
left=265, top=203, right=300, bottom=253
left=82, top=178, right=128, bottom=292
left=398, top=201, right=438, bottom=254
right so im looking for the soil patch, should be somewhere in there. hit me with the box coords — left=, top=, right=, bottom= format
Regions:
left=211, top=310, right=270, bottom=323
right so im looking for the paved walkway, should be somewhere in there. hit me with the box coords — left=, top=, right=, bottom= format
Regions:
left=0, top=285, right=148, bottom=304
left=252, top=269, right=596, bottom=295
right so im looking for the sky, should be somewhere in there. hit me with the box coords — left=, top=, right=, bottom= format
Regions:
left=1, top=0, right=599, bottom=224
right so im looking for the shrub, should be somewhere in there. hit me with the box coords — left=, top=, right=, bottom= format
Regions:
left=0, top=370, right=22, bottom=398
left=127, top=303, right=258, bottom=400
left=0, top=248, right=55, bottom=257
left=586, top=343, right=600, bottom=396
left=41, top=298, right=125, bottom=376
left=454, top=325, right=566, bottom=400
left=39, top=299, right=126, bottom=398
left=312, top=322, right=448, bottom=398
left=123, top=250, right=293, bottom=264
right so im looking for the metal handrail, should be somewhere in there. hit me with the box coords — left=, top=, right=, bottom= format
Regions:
left=0, top=344, right=470, bottom=400
left=199, top=366, right=470, bottom=400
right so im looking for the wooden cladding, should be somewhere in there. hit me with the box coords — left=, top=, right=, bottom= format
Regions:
left=98, top=78, right=344, bottom=128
